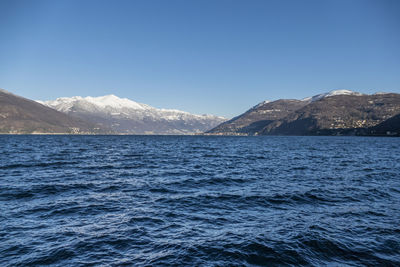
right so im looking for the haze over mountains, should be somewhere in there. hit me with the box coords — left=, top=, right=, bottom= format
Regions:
left=208, top=90, right=400, bottom=136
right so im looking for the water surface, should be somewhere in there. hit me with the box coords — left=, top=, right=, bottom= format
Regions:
left=0, top=135, right=399, bottom=266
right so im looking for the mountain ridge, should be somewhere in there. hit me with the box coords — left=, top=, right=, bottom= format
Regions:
left=0, top=89, right=110, bottom=134
left=207, top=90, right=400, bottom=136
left=38, top=94, right=226, bottom=135
left=3, top=88, right=399, bottom=136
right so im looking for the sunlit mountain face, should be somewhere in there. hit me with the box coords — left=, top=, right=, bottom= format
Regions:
left=38, top=94, right=226, bottom=135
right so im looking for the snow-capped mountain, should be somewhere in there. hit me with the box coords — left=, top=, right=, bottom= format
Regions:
left=37, top=95, right=226, bottom=134
left=207, top=89, right=399, bottom=135
left=302, top=89, right=363, bottom=102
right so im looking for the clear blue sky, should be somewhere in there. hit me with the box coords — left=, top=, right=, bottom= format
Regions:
left=1, top=0, right=399, bottom=118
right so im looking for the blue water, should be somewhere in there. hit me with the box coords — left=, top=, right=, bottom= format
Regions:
left=0, top=135, right=399, bottom=266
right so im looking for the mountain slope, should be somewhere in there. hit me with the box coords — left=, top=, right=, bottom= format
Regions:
left=207, top=99, right=308, bottom=135
left=207, top=90, right=400, bottom=136
left=0, top=89, right=108, bottom=134
left=260, top=93, right=400, bottom=135
left=38, top=95, right=226, bottom=134
left=368, top=113, right=400, bottom=136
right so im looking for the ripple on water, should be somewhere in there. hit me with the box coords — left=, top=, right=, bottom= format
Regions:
left=0, top=135, right=399, bottom=266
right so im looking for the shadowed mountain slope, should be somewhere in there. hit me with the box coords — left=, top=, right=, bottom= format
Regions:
left=207, top=99, right=308, bottom=135
left=0, top=89, right=108, bottom=134
left=367, top=113, right=400, bottom=136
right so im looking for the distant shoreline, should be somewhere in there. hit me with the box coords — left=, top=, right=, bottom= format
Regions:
left=0, top=133, right=398, bottom=137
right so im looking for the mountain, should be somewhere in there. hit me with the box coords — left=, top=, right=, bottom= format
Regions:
left=367, top=113, right=400, bottom=136
left=38, top=95, right=226, bottom=135
left=0, top=89, right=109, bottom=134
left=260, top=93, right=400, bottom=135
left=207, top=90, right=400, bottom=136
left=207, top=99, right=308, bottom=135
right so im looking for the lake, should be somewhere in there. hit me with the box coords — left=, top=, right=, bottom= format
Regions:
left=0, top=135, right=399, bottom=266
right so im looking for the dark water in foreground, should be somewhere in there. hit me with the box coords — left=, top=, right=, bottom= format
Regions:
left=0, top=135, right=399, bottom=266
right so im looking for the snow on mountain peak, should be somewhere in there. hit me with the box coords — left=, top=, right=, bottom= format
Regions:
left=302, top=89, right=363, bottom=102
left=38, top=94, right=149, bottom=112
left=325, top=89, right=362, bottom=97
left=36, top=93, right=227, bottom=134
left=82, top=94, right=147, bottom=110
